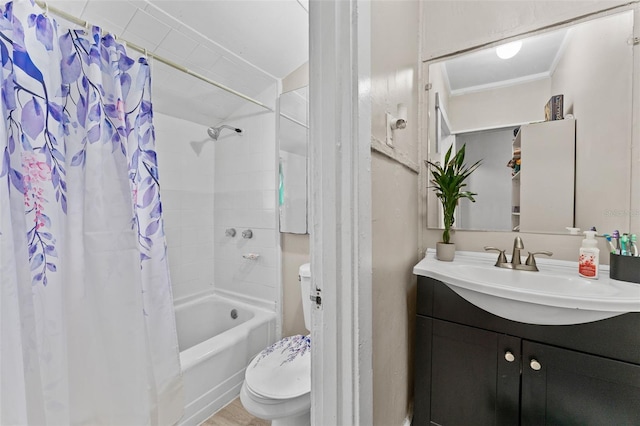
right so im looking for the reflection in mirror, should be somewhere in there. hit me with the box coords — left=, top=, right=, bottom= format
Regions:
left=279, top=86, right=309, bottom=234
left=457, top=127, right=517, bottom=231
left=426, top=10, right=634, bottom=235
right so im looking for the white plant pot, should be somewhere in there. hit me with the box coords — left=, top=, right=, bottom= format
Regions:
left=436, top=242, right=456, bottom=262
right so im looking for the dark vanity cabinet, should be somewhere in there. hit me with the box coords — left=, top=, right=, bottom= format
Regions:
left=414, top=276, right=640, bottom=426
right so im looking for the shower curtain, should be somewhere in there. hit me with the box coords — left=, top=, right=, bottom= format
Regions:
left=0, top=1, right=183, bottom=424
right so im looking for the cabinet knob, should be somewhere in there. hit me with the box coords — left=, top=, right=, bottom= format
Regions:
left=504, top=351, right=515, bottom=362
left=530, top=359, right=542, bottom=371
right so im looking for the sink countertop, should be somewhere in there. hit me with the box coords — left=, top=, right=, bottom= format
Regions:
left=413, top=249, right=640, bottom=324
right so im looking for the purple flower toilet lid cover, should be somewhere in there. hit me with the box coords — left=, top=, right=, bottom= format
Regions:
left=246, top=334, right=311, bottom=399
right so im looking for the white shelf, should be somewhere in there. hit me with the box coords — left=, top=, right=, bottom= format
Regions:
left=513, top=129, right=521, bottom=149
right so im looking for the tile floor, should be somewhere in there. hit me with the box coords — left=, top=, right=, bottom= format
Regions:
left=202, top=397, right=270, bottom=426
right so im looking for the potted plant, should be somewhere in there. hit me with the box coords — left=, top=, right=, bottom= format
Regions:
left=426, top=144, right=481, bottom=261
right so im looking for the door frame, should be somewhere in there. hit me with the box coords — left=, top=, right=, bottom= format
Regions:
left=309, top=0, right=373, bottom=424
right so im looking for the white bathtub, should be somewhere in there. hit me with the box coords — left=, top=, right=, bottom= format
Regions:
left=174, top=292, right=277, bottom=425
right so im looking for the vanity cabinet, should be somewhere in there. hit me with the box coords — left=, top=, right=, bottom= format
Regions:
left=414, top=276, right=640, bottom=426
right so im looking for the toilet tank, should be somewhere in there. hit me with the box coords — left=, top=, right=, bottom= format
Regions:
left=299, top=263, right=311, bottom=332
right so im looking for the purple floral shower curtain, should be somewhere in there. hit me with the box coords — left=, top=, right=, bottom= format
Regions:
left=0, top=1, right=183, bottom=424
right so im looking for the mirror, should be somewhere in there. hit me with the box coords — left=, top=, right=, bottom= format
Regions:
left=279, top=86, right=309, bottom=234
left=426, top=10, right=634, bottom=234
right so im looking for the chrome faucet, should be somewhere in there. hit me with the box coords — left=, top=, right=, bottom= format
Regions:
left=511, top=236, right=524, bottom=267
left=485, top=237, right=552, bottom=272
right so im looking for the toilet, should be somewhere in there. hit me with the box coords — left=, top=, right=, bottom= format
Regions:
left=240, top=263, right=312, bottom=426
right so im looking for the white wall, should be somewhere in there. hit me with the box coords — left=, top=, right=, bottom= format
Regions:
left=371, top=0, right=419, bottom=164
left=422, top=1, right=630, bottom=60
left=550, top=11, right=634, bottom=233
left=371, top=1, right=420, bottom=425
left=154, top=112, right=215, bottom=300
left=279, top=151, right=308, bottom=233
left=213, top=86, right=279, bottom=308
left=155, top=100, right=278, bottom=306
left=280, top=64, right=310, bottom=338
left=448, top=78, right=550, bottom=132
left=281, top=233, right=309, bottom=337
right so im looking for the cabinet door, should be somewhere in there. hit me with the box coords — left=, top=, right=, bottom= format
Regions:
left=414, top=316, right=433, bottom=425
left=522, top=340, right=640, bottom=425
left=520, top=118, right=575, bottom=233
left=427, top=319, right=520, bottom=426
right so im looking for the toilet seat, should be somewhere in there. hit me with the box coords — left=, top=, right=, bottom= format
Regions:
left=245, top=334, right=311, bottom=400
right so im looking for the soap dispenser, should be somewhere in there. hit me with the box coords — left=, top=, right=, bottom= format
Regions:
left=579, top=230, right=599, bottom=279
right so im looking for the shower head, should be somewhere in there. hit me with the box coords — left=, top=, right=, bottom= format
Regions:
left=207, top=125, right=243, bottom=140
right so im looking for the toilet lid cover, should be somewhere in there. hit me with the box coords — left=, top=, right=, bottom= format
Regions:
left=246, top=334, right=311, bottom=399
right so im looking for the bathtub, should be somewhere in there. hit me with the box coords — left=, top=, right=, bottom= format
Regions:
left=174, top=291, right=277, bottom=425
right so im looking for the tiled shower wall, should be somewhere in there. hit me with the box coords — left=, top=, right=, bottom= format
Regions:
left=154, top=112, right=215, bottom=301
left=153, top=106, right=281, bottom=425
left=213, top=91, right=279, bottom=307
left=154, top=92, right=278, bottom=309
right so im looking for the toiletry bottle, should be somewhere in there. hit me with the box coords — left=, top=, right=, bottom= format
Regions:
left=579, top=230, right=599, bottom=279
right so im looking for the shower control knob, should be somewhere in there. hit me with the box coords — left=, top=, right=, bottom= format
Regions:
left=225, top=228, right=236, bottom=237
left=242, top=229, right=253, bottom=239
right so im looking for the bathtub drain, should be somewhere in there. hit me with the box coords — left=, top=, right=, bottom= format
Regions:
left=230, top=309, right=238, bottom=320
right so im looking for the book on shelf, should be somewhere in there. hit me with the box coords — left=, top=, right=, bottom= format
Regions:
left=544, top=94, right=564, bottom=121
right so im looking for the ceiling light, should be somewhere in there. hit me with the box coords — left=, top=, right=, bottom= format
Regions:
left=496, top=41, right=522, bottom=59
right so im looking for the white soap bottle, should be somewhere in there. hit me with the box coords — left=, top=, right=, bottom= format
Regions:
left=578, top=230, right=599, bottom=279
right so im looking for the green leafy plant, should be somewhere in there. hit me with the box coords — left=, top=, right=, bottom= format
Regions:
left=426, top=144, right=481, bottom=244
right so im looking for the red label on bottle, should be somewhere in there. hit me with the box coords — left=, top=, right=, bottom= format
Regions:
left=579, top=254, right=597, bottom=278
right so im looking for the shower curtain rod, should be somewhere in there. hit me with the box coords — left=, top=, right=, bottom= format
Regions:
left=35, top=1, right=274, bottom=112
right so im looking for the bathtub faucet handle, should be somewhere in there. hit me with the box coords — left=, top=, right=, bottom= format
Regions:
left=242, top=229, right=253, bottom=239
left=225, top=228, right=236, bottom=237
left=242, top=253, right=260, bottom=260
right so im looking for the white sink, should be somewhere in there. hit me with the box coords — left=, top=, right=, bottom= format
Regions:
left=413, top=249, right=640, bottom=325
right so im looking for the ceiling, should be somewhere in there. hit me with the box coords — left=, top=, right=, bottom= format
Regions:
left=48, top=0, right=309, bottom=126
left=441, top=28, right=568, bottom=96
